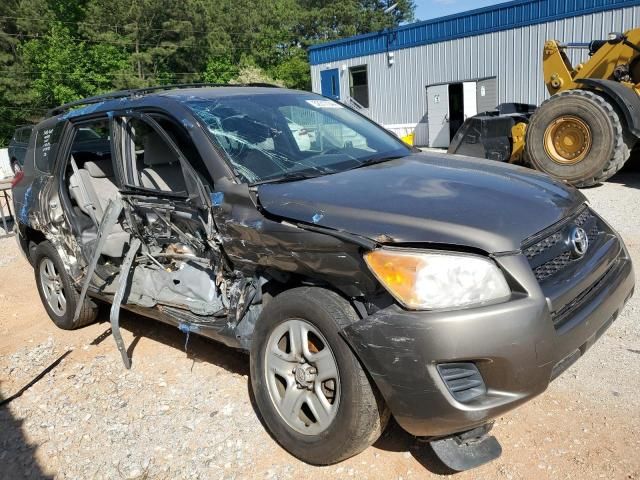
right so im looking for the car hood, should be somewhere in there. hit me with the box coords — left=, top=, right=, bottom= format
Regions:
left=257, top=153, right=586, bottom=253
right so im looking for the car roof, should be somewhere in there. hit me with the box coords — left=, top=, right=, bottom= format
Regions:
left=158, top=86, right=302, bottom=99
left=46, top=85, right=307, bottom=120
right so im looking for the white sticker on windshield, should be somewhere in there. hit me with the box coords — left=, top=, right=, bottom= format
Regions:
left=306, top=99, right=344, bottom=109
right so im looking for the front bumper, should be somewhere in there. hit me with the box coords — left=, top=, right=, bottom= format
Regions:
left=341, top=248, right=634, bottom=438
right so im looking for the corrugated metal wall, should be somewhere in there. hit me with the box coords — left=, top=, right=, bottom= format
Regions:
left=311, top=5, right=640, bottom=145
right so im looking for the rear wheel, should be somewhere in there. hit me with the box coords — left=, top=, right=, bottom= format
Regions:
left=525, top=89, right=633, bottom=187
left=250, top=287, right=389, bottom=465
left=33, top=241, right=99, bottom=330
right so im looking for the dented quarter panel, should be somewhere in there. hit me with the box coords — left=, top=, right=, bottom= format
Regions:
left=13, top=118, right=83, bottom=275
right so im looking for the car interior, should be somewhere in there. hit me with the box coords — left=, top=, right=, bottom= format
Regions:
left=62, top=117, right=200, bottom=261
left=65, top=121, right=130, bottom=259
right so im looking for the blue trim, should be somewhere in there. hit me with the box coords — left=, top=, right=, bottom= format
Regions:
left=309, top=0, right=640, bottom=65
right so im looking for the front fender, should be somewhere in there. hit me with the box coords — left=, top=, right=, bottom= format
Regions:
left=576, top=78, right=640, bottom=139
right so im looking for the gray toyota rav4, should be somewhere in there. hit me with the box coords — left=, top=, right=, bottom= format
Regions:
left=12, top=84, right=635, bottom=470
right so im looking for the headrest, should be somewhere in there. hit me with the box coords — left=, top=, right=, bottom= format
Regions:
left=143, top=131, right=180, bottom=166
left=84, top=160, right=114, bottom=178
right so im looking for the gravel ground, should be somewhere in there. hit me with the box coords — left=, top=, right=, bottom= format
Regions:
left=0, top=166, right=639, bottom=480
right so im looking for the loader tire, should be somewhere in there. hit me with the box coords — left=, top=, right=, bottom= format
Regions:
left=525, top=89, right=633, bottom=187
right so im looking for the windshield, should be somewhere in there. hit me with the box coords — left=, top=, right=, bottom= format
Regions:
left=186, top=92, right=411, bottom=184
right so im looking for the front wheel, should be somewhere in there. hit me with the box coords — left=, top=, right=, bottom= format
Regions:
left=250, top=287, right=389, bottom=465
left=525, top=89, right=633, bottom=187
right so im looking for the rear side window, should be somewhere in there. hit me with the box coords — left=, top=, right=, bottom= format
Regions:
left=34, top=123, right=64, bottom=173
left=19, top=128, right=32, bottom=143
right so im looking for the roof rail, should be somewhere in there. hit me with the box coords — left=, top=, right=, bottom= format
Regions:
left=47, top=82, right=282, bottom=117
left=47, top=89, right=137, bottom=116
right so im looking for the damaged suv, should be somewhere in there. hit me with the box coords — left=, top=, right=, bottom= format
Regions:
left=12, top=85, right=634, bottom=470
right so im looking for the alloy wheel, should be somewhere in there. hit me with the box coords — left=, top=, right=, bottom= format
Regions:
left=39, top=258, right=66, bottom=317
left=264, top=318, right=340, bottom=435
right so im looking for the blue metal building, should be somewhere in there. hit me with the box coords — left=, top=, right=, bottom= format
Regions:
left=308, top=0, right=640, bottom=147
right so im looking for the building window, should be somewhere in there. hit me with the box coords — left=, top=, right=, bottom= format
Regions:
left=349, top=65, right=369, bottom=108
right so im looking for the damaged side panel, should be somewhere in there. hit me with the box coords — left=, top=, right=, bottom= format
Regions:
left=212, top=183, right=378, bottom=299
left=14, top=118, right=85, bottom=277
left=17, top=105, right=383, bottom=367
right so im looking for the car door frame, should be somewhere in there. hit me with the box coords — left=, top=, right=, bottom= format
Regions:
left=110, top=110, right=212, bottom=208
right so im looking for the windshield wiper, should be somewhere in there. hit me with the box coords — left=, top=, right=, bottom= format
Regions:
left=347, top=153, right=407, bottom=171
left=251, top=171, right=325, bottom=186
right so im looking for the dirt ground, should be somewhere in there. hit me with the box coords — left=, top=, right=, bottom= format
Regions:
left=1, top=167, right=639, bottom=480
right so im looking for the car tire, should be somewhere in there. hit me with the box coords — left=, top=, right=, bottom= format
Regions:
left=250, top=287, right=389, bottom=465
left=33, top=241, right=99, bottom=330
left=525, top=89, right=633, bottom=187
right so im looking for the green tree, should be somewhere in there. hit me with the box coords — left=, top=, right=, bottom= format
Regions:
left=203, top=56, right=239, bottom=84
left=0, top=0, right=38, bottom=145
left=0, top=0, right=415, bottom=144
left=234, top=63, right=283, bottom=86
left=271, top=49, right=312, bottom=90
left=21, top=23, right=128, bottom=105
left=296, top=0, right=414, bottom=43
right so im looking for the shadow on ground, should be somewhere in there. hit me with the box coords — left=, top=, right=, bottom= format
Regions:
left=0, top=391, right=53, bottom=479
left=100, top=309, right=249, bottom=376
left=607, top=160, right=640, bottom=189
left=373, top=418, right=455, bottom=475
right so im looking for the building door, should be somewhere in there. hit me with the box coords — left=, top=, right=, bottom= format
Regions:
left=320, top=69, right=340, bottom=101
left=476, top=77, right=497, bottom=113
left=463, top=82, right=478, bottom=120
left=447, top=83, right=464, bottom=143
left=427, top=84, right=450, bottom=148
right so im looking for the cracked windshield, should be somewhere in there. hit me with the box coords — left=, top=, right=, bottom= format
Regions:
left=187, top=93, right=411, bottom=184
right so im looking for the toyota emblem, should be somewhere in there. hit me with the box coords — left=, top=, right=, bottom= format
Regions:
left=569, top=227, right=589, bottom=257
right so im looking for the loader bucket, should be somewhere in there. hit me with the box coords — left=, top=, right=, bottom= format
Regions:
left=448, top=104, right=536, bottom=163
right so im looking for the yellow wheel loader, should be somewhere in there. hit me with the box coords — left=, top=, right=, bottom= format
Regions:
left=448, top=29, right=640, bottom=187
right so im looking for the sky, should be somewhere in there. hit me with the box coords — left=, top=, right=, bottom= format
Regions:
left=414, top=0, right=510, bottom=21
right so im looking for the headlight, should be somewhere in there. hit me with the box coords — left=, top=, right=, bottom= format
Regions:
left=364, top=249, right=510, bottom=310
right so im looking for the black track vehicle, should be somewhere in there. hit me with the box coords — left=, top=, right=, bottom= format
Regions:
left=12, top=85, right=635, bottom=470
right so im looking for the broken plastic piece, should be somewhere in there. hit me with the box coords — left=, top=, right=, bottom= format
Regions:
left=210, top=191, right=224, bottom=206
left=429, top=426, right=502, bottom=472
left=178, top=322, right=200, bottom=352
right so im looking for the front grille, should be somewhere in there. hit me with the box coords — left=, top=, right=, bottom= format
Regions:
left=533, top=252, right=571, bottom=280
left=551, top=259, right=622, bottom=327
left=523, top=206, right=600, bottom=282
left=523, top=232, right=562, bottom=260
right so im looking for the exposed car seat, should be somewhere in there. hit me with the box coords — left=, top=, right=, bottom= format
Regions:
left=69, top=159, right=130, bottom=257
left=140, top=131, right=187, bottom=192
